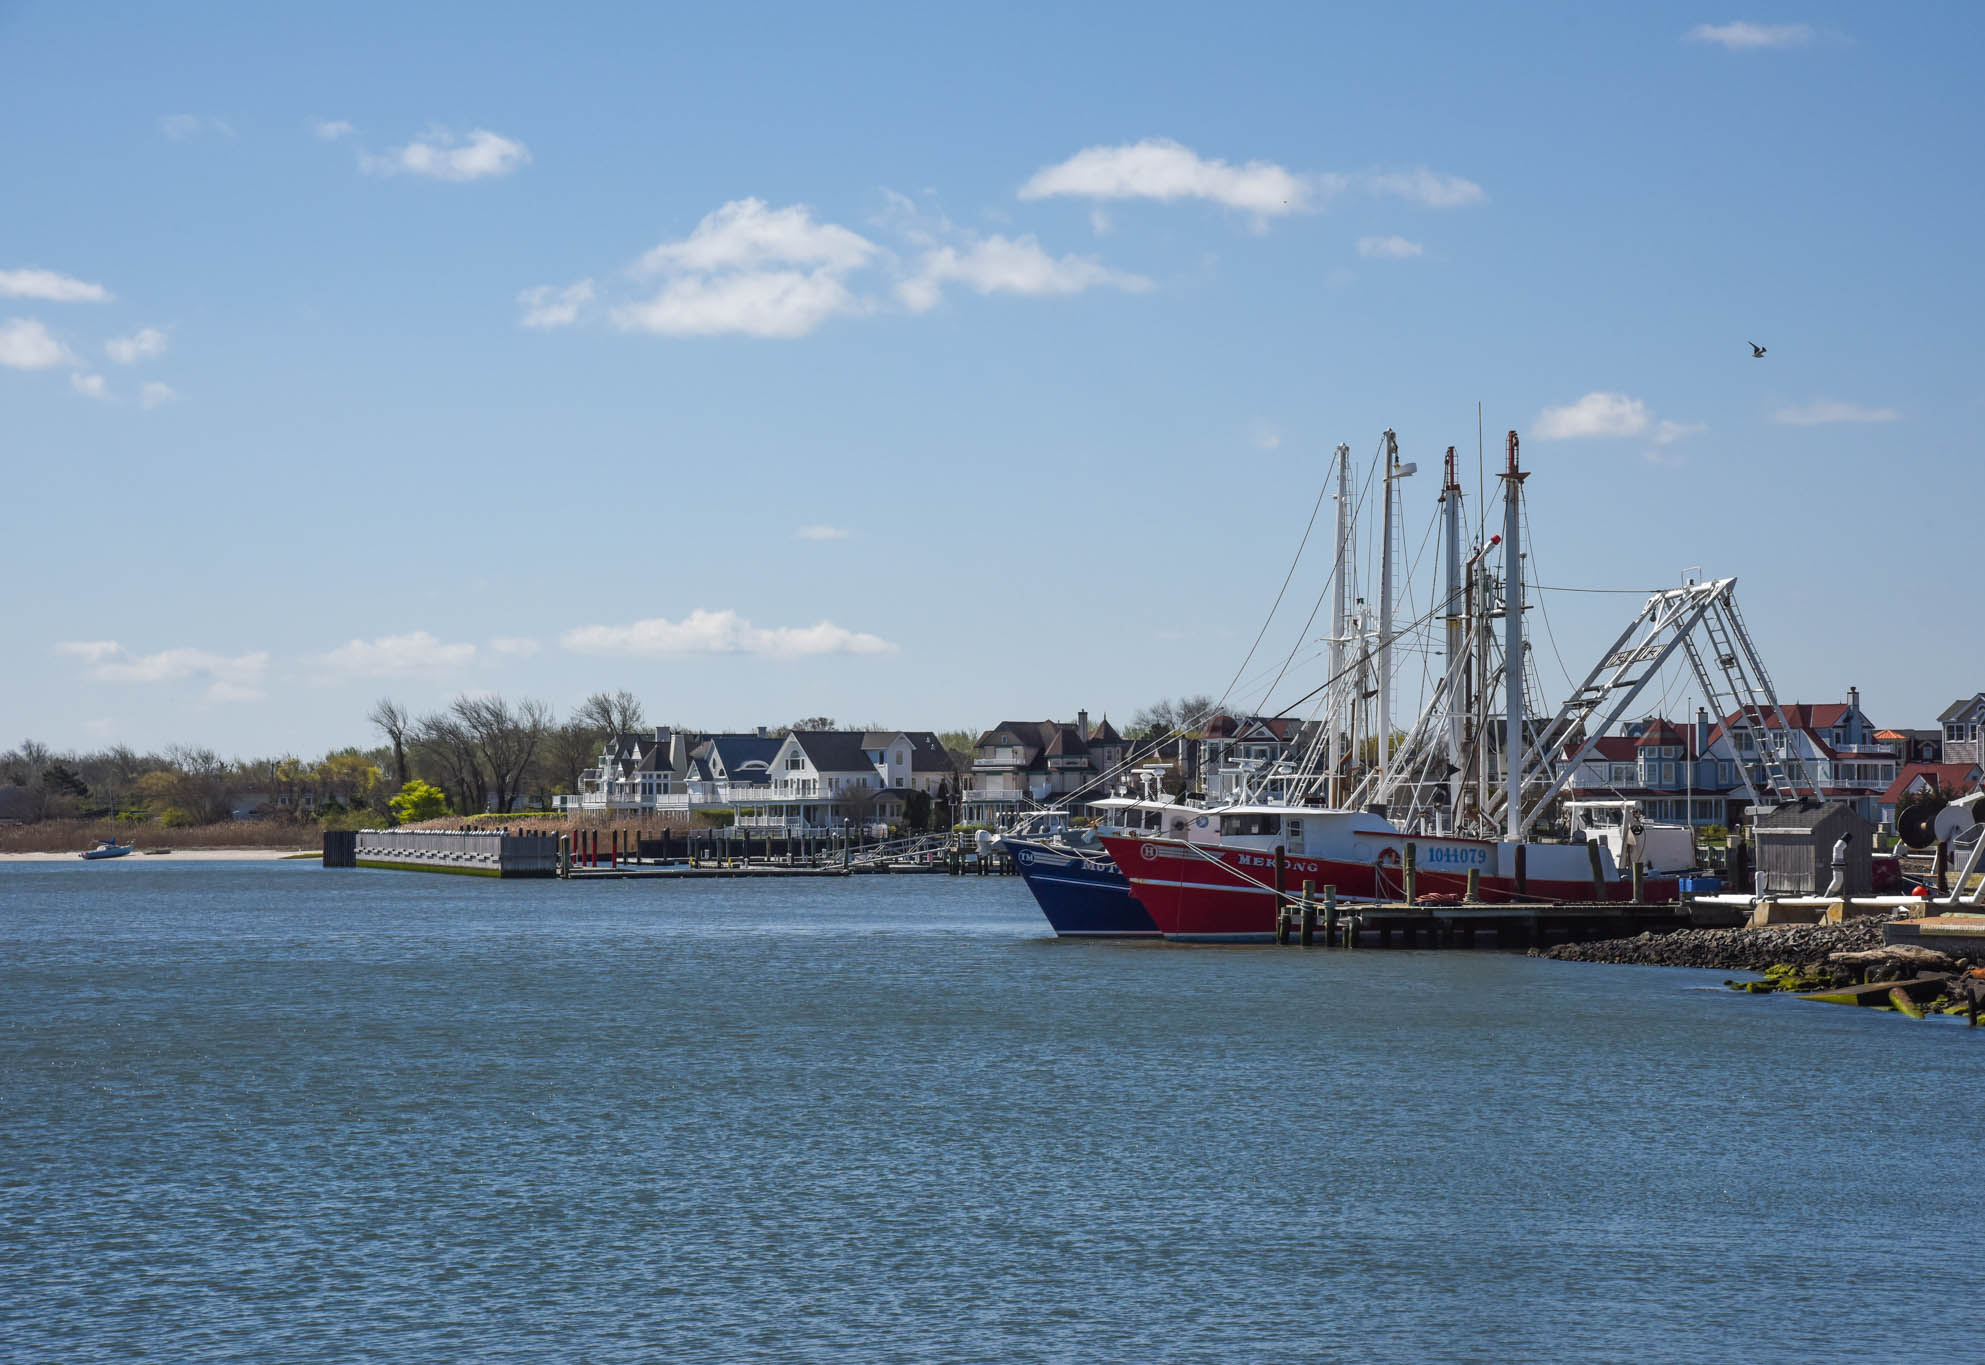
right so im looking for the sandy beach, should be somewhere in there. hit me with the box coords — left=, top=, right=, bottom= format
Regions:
left=0, top=849, right=318, bottom=863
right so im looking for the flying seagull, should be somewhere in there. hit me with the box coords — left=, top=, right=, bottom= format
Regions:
left=1749, top=342, right=1766, bottom=358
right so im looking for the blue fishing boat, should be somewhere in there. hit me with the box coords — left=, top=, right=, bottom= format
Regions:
left=1000, top=834, right=1158, bottom=938
left=79, top=839, right=135, bottom=860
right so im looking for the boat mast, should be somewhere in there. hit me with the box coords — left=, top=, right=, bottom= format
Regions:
left=1328, top=443, right=1351, bottom=806
left=1441, top=446, right=1465, bottom=822
left=1377, top=430, right=1415, bottom=787
left=1501, top=430, right=1528, bottom=841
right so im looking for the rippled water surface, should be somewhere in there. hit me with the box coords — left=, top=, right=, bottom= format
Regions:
left=3, top=860, right=1980, bottom=1362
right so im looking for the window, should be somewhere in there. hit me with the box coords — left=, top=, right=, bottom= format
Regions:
left=1287, top=820, right=1303, bottom=841
left=787, top=756, right=803, bottom=770
left=896, top=751, right=905, bottom=766
left=1219, top=813, right=1282, bottom=837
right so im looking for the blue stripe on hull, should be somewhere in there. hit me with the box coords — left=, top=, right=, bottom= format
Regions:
left=1006, top=840, right=1159, bottom=938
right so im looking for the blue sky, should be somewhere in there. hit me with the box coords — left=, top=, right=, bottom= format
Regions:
left=3, top=3, right=1977, bottom=756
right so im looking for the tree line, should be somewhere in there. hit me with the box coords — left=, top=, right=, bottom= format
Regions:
left=1, top=690, right=658, bottom=827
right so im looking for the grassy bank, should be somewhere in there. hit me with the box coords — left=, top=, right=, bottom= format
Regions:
left=0, top=818, right=319, bottom=854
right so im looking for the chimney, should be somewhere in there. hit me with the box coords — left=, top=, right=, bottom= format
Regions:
left=1077, top=708, right=1090, bottom=739
left=1847, top=686, right=1861, bottom=745
left=756, top=725, right=767, bottom=739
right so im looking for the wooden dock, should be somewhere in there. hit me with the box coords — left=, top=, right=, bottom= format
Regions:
left=1348, top=900, right=1693, bottom=949
left=1262, top=889, right=1731, bottom=949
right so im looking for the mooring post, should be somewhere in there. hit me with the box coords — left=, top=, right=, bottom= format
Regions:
left=1276, top=903, right=1291, bottom=945
left=1403, top=842, right=1417, bottom=906
left=1631, top=858, right=1646, bottom=905
left=1299, top=878, right=1316, bottom=947
left=610, top=829, right=618, bottom=871
left=1586, top=840, right=1605, bottom=902
left=1323, top=883, right=1339, bottom=947
left=1274, top=844, right=1286, bottom=920
left=557, top=833, right=570, bottom=878
left=1514, top=843, right=1528, bottom=898
left=1465, top=866, right=1480, bottom=903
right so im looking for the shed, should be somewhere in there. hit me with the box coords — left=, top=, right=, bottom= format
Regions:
left=1750, top=799, right=1874, bottom=895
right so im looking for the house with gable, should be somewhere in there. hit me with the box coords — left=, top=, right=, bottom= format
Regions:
left=560, top=720, right=957, bottom=830
left=1556, top=692, right=1901, bottom=829
left=1201, top=713, right=1308, bottom=803
left=1878, top=761, right=1984, bottom=830
left=1938, top=694, right=1985, bottom=766
left=573, top=727, right=692, bottom=811
left=961, top=710, right=1133, bottom=825
left=1697, top=690, right=1896, bottom=824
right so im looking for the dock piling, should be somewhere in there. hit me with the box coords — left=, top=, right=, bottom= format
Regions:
left=1586, top=841, right=1604, bottom=901
left=1465, top=867, right=1479, bottom=903
left=1323, top=883, right=1339, bottom=947
left=1299, top=879, right=1316, bottom=947
left=1403, top=842, right=1417, bottom=905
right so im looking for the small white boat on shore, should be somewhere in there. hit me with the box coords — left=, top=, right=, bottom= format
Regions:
left=79, top=839, right=135, bottom=860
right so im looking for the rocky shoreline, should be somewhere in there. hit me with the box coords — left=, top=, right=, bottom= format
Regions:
left=1531, top=913, right=1905, bottom=972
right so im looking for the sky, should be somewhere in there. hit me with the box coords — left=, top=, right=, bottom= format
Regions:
left=3, top=3, right=1979, bottom=757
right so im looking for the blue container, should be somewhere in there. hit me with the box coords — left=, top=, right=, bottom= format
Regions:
left=1679, top=876, right=1723, bottom=895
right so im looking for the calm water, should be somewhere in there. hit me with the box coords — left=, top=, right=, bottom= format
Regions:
left=2, top=861, right=1979, bottom=1363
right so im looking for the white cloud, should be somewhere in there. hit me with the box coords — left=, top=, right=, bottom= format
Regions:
left=898, top=233, right=1150, bottom=313
left=489, top=636, right=542, bottom=657
left=561, top=608, right=896, bottom=658
left=1089, top=208, right=1113, bottom=236
left=1251, top=421, right=1282, bottom=451
left=312, top=118, right=355, bottom=141
left=1685, top=21, right=1815, bottom=50
left=795, top=524, right=850, bottom=541
left=360, top=127, right=530, bottom=182
left=160, top=114, right=233, bottom=141
left=322, top=630, right=478, bottom=677
left=1019, top=139, right=1483, bottom=225
left=69, top=372, right=111, bottom=401
left=105, top=326, right=168, bottom=364
left=0, top=268, right=111, bottom=303
left=1020, top=138, right=1314, bottom=216
left=0, top=317, right=74, bottom=370
left=635, top=198, right=877, bottom=276
left=1356, top=235, right=1424, bottom=259
left=1535, top=391, right=1651, bottom=439
left=1362, top=169, right=1484, bottom=208
left=56, top=640, right=268, bottom=702
left=613, top=270, right=864, bottom=339
left=1653, top=419, right=1707, bottom=445
left=140, top=380, right=178, bottom=409
left=1771, top=399, right=1900, bottom=426
left=612, top=199, right=877, bottom=340
left=518, top=279, right=594, bottom=329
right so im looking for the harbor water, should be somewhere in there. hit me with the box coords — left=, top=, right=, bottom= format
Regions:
left=3, top=861, right=1980, bottom=1362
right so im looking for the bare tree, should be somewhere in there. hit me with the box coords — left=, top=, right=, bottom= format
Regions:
left=412, top=711, right=486, bottom=815
left=451, top=695, right=553, bottom=813
left=544, top=721, right=603, bottom=800
left=575, top=690, right=645, bottom=737
left=368, top=697, right=413, bottom=788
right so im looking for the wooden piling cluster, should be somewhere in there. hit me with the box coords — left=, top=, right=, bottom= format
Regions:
left=1276, top=878, right=1358, bottom=948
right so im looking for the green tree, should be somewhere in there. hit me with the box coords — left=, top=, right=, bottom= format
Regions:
left=904, top=789, right=933, bottom=832
left=388, top=778, right=449, bottom=824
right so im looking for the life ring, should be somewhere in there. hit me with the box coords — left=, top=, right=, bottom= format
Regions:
left=1375, top=847, right=1402, bottom=871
